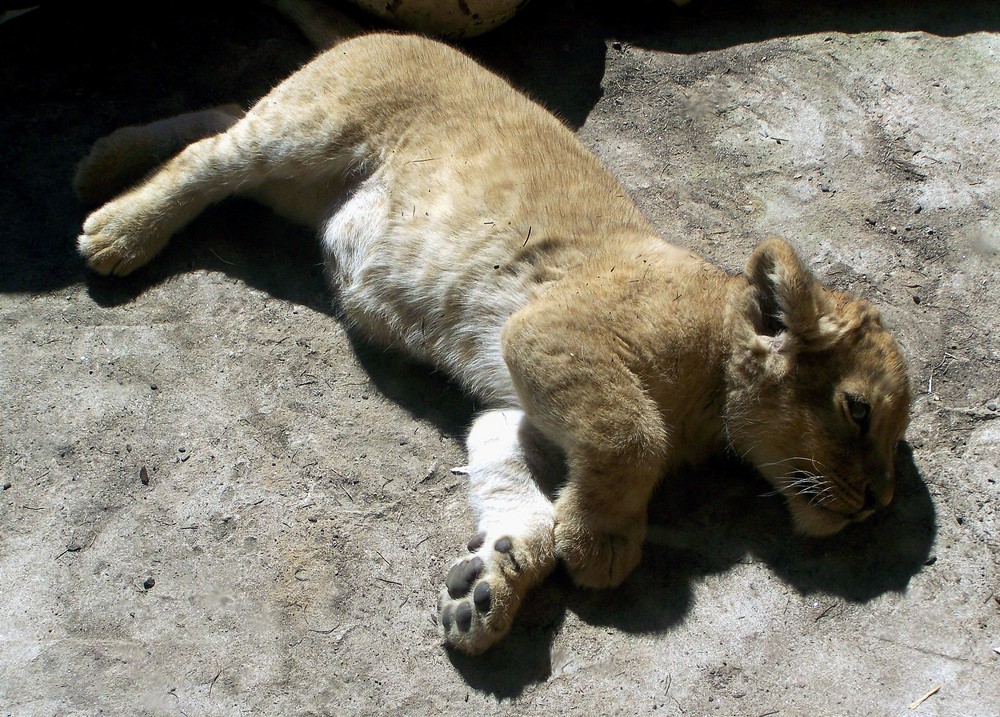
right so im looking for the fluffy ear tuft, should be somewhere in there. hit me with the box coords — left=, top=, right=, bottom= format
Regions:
left=745, top=237, right=838, bottom=351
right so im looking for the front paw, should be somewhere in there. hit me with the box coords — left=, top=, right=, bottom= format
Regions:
left=554, top=510, right=645, bottom=589
left=437, top=531, right=532, bottom=655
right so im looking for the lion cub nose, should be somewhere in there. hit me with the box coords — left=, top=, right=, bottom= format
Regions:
left=864, top=482, right=894, bottom=511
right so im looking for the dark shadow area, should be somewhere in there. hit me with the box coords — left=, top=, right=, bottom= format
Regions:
left=0, top=2, right=316, bottom=295
left=445, top=595, right=565, bottom=698
left=583, top=0, right=1000, bottom=55
left=348, top=338, right=479, bottom=441
left=569, top=442, right=934, bottom=638
left=2, top=0, right=997, bottom=295
left=457, top=0, right=1000, bottom=129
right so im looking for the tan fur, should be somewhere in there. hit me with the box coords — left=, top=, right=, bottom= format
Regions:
left=75, top=33, right=911, bottom=653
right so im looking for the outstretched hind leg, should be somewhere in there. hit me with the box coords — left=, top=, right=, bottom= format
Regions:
left=77, top=110, right=277, bottom=277
left=78, top=49, right=373, bottom=277
left=438, top=410, right=558, bottom=655
left=73, top=105, right=244, bottom=206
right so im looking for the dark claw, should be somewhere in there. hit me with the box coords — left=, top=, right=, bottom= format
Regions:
left=467, top=531, right=486, bottom=552
left=441, top=604, right=454, bottom=631
left=494, top=536, right=523, bottom=573
left=473, top=581, right=492, bottom=613
left=455, top=602, right=473, bottom=632
left=446, top=556, right=484, bottom=598
left=494, top=536, right=521, bottom=571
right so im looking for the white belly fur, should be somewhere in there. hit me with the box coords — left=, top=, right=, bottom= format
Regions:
left=321, top=176, right=527, bottom=406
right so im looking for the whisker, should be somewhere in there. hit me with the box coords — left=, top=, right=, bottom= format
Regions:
left=757, top=456, right=819, bottom=469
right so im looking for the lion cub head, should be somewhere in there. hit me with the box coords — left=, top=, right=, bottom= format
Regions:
left=723, top=238, right=911, bottom=537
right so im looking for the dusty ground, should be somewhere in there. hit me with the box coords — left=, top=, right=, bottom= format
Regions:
left=1, top=1, right=998, bottom=715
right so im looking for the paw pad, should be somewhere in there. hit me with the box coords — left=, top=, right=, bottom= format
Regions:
left=437, top=533, right=519, bottom=654
left=445, top=556, right=483, bottom=598
left=467, top=531, right=486, bottom=552
left=455, top=602, right=473, bottom=632
left=472, top=581, right=492, bottom=612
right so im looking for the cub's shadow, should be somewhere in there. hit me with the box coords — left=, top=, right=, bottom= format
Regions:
left=84, top=200, right=478, bottom=437
left=449, top=443, right=934, bottom=698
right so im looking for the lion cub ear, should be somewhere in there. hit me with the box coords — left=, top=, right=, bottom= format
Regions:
left=745, top=237, right=840, bottom=353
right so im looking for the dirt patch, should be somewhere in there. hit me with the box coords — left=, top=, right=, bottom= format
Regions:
left=1, top=1, right=998, bottom=715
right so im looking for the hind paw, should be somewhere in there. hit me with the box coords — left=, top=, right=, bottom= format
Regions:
left=78, top=197, right=168, bottom=276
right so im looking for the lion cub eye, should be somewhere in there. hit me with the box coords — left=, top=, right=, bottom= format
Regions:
left=846, top=395, right=871, bottom=433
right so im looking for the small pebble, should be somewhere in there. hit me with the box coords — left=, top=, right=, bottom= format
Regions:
left=986, top=400, right=998, bottom=412
left=2, top=481, right=11, bottom=490
left=143, top=577, right=155, bottom=590
left=150, top=383, right=158, bottom=391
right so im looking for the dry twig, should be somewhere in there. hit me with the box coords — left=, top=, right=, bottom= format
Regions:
left=908, top=684, right=941, bottom=710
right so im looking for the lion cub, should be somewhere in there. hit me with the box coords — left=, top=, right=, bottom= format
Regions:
left=76, top=33, right=911, bottom=654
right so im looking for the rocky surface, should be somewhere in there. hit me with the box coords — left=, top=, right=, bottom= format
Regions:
left=1, top=1, right=997, bottom=715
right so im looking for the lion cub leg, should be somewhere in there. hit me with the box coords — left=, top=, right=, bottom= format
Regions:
left=502, top=309, right=668, bottom=589
left=552, top=452, right=662, bottom=589
left=73, top=105, right=244, bottom=206
left=77, top=115, right=272, bottom=276
left=438, top=410, right=557, bottom=655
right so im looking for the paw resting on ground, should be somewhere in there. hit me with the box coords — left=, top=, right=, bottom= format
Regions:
left=554, top=513, right=645, bottom=589
left=438, top=531, right=526, bottom=655
left=78, top=195, right=169, bottom=276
